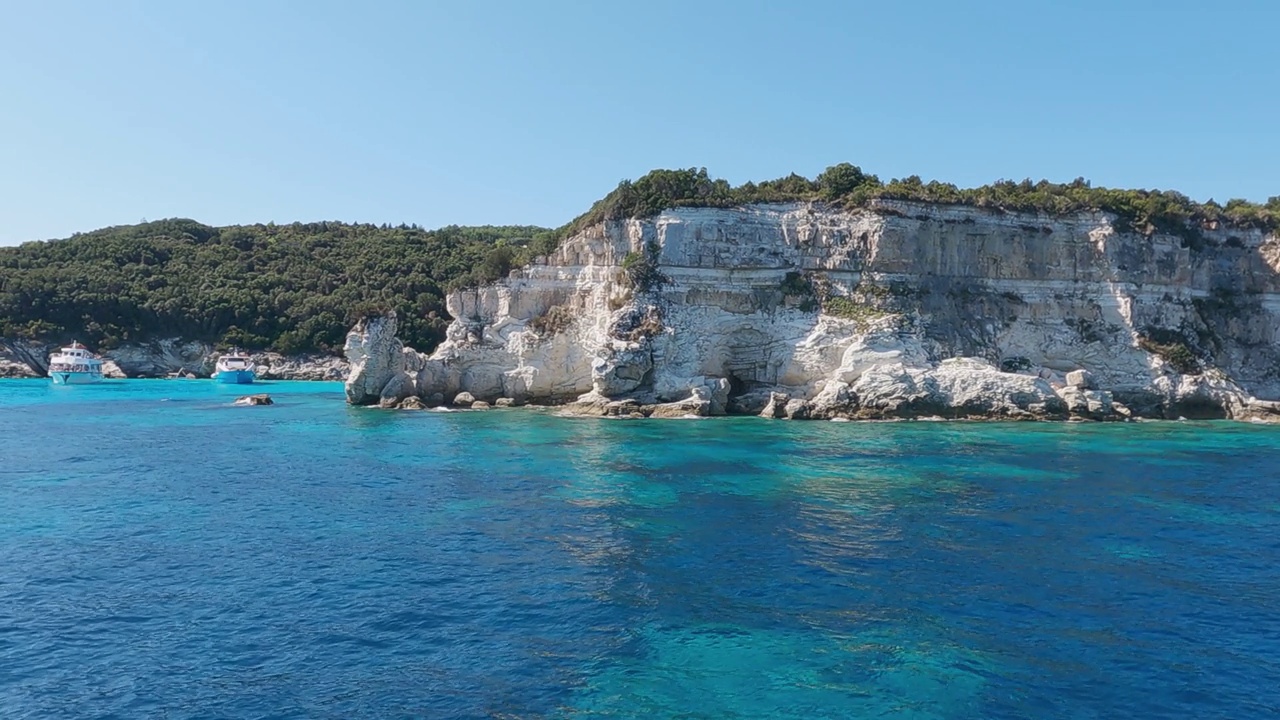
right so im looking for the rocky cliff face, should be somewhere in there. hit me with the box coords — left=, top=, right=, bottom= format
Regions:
left=0, top=338, right=348, bottom=380
left=0, top=339, right=47, bottom=378
left=345, top=200, right=1280, bottom=421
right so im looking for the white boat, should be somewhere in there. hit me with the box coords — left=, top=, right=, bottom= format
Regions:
left=48, top=342, right=105, bottom=385
left=214, top=349, right=256, bottom=384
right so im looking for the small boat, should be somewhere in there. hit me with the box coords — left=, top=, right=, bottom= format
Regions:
left=48, top=342, right=105, bottom=385
left=214, top=349, right=256, bottom=384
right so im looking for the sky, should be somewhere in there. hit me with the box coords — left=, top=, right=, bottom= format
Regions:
left=1, top=0, right=1277, bottom=245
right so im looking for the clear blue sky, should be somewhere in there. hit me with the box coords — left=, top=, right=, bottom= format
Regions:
left=2, top=0, right=1277, bottom=245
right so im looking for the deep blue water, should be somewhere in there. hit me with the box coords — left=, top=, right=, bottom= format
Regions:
left=2, top=379, right=1279, bottom=719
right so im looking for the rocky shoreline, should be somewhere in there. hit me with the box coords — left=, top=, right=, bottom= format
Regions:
left=342, top=201, right=1280, bottom=424
left=344, top=312, right=1280, bottom=424
left=0, top=338, right=347, bottom=380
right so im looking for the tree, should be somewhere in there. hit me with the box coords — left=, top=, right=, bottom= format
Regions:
left=817, top=163, right=868, bottom=198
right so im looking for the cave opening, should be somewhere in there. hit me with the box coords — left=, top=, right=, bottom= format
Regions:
left=726, top=371, right=746, bottom=398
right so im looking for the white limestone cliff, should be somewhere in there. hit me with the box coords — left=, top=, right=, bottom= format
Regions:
left=345, top=200, right=1280, bottom=421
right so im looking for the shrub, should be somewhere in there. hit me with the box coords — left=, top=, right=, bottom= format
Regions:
left=546, top=166, right=1277, bottom=256
left=1138, top=329, right=1201, bottom=374
left=621, top=241, right=668, bottom=292
left=529, top=305, right=576, bottom=337
left=823, top=296, right=864, bottom=319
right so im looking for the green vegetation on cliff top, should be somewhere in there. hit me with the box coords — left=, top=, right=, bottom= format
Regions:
left=2, top=165, right=1276, bottom=355
left=558, top=165, right=1280, bottom=241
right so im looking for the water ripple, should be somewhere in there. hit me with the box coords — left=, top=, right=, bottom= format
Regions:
left=1, top=381, right=1279, bottom=718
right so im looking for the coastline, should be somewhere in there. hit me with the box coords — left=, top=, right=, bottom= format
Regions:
left=352, top=396, right=1280, bottom=425
left=0, top=338, right=348, bottom=381
left=340, top=201, right=1280, bottom=426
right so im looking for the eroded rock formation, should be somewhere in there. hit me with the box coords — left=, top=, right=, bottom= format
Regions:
left=344, top=200, right=1280, bottom=421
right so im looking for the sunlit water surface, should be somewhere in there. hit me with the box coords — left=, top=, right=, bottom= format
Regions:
left=2, top=380, right=1278, bottom=718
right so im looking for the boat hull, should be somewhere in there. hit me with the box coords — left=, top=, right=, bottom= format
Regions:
left=214, top=369, right=255, bottom=384
left=50, top=371, right=104, bottom=385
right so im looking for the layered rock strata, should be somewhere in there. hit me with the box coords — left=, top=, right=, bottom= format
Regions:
left=345, top=200, right=1280, bottom=421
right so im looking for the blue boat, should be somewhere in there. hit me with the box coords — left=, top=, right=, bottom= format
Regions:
left=214, top=349, right=256, bottom=384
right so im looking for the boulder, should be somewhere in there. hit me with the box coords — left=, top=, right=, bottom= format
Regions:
left=810, top=381, right=853, bottom=418
left=929, top=358, right=1065, bottom=419
left=649, top=388, right=711, bottom=418
left=1057, top=386, right=1089, bottom=416
left=604, top=399, right=644, bottom=417
left=1065, top=369, right=1095, bottom=390
left=378, top=372, right=415, bottom=408
left=849, top=365, right=940, bottom=418
left=1085, top=390, right=1114, bottom=418
left=758, top=391, right=791, bottom=419
left=1057, top=385, right=1115, bottom=420
left=101, top=360, right=128, bottom=379
left=471, top=400, right=492, bottom=410
left=703, top=377, right=731, bottom=416
left=452, top=391, right=477, bottom=406
left=234, top=394, right=273, bottom=406
left=1159, top=371, right=1248, bottom=420
left=494, top=397, right=516, bottom=407
left=398, top=396, right=426, bottom=410
left=561, top=391, right=613, bottom=416
left=782, top=398, right=811, bottom=420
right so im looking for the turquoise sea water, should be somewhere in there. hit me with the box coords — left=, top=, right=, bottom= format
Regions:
left=2, top=379, right=1279, bottom=719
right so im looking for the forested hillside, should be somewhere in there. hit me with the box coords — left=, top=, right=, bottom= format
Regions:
left=0, top=219, right=551, bottom=354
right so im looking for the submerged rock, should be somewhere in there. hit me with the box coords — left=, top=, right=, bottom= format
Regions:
left=234, top=394, right=273, bottom=406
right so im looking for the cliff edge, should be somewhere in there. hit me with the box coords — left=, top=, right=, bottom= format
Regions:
left=345, top=200, right=1280, bottom=421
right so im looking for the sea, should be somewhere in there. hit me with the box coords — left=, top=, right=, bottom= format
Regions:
left=1, top=379, right=1278, bottom=719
